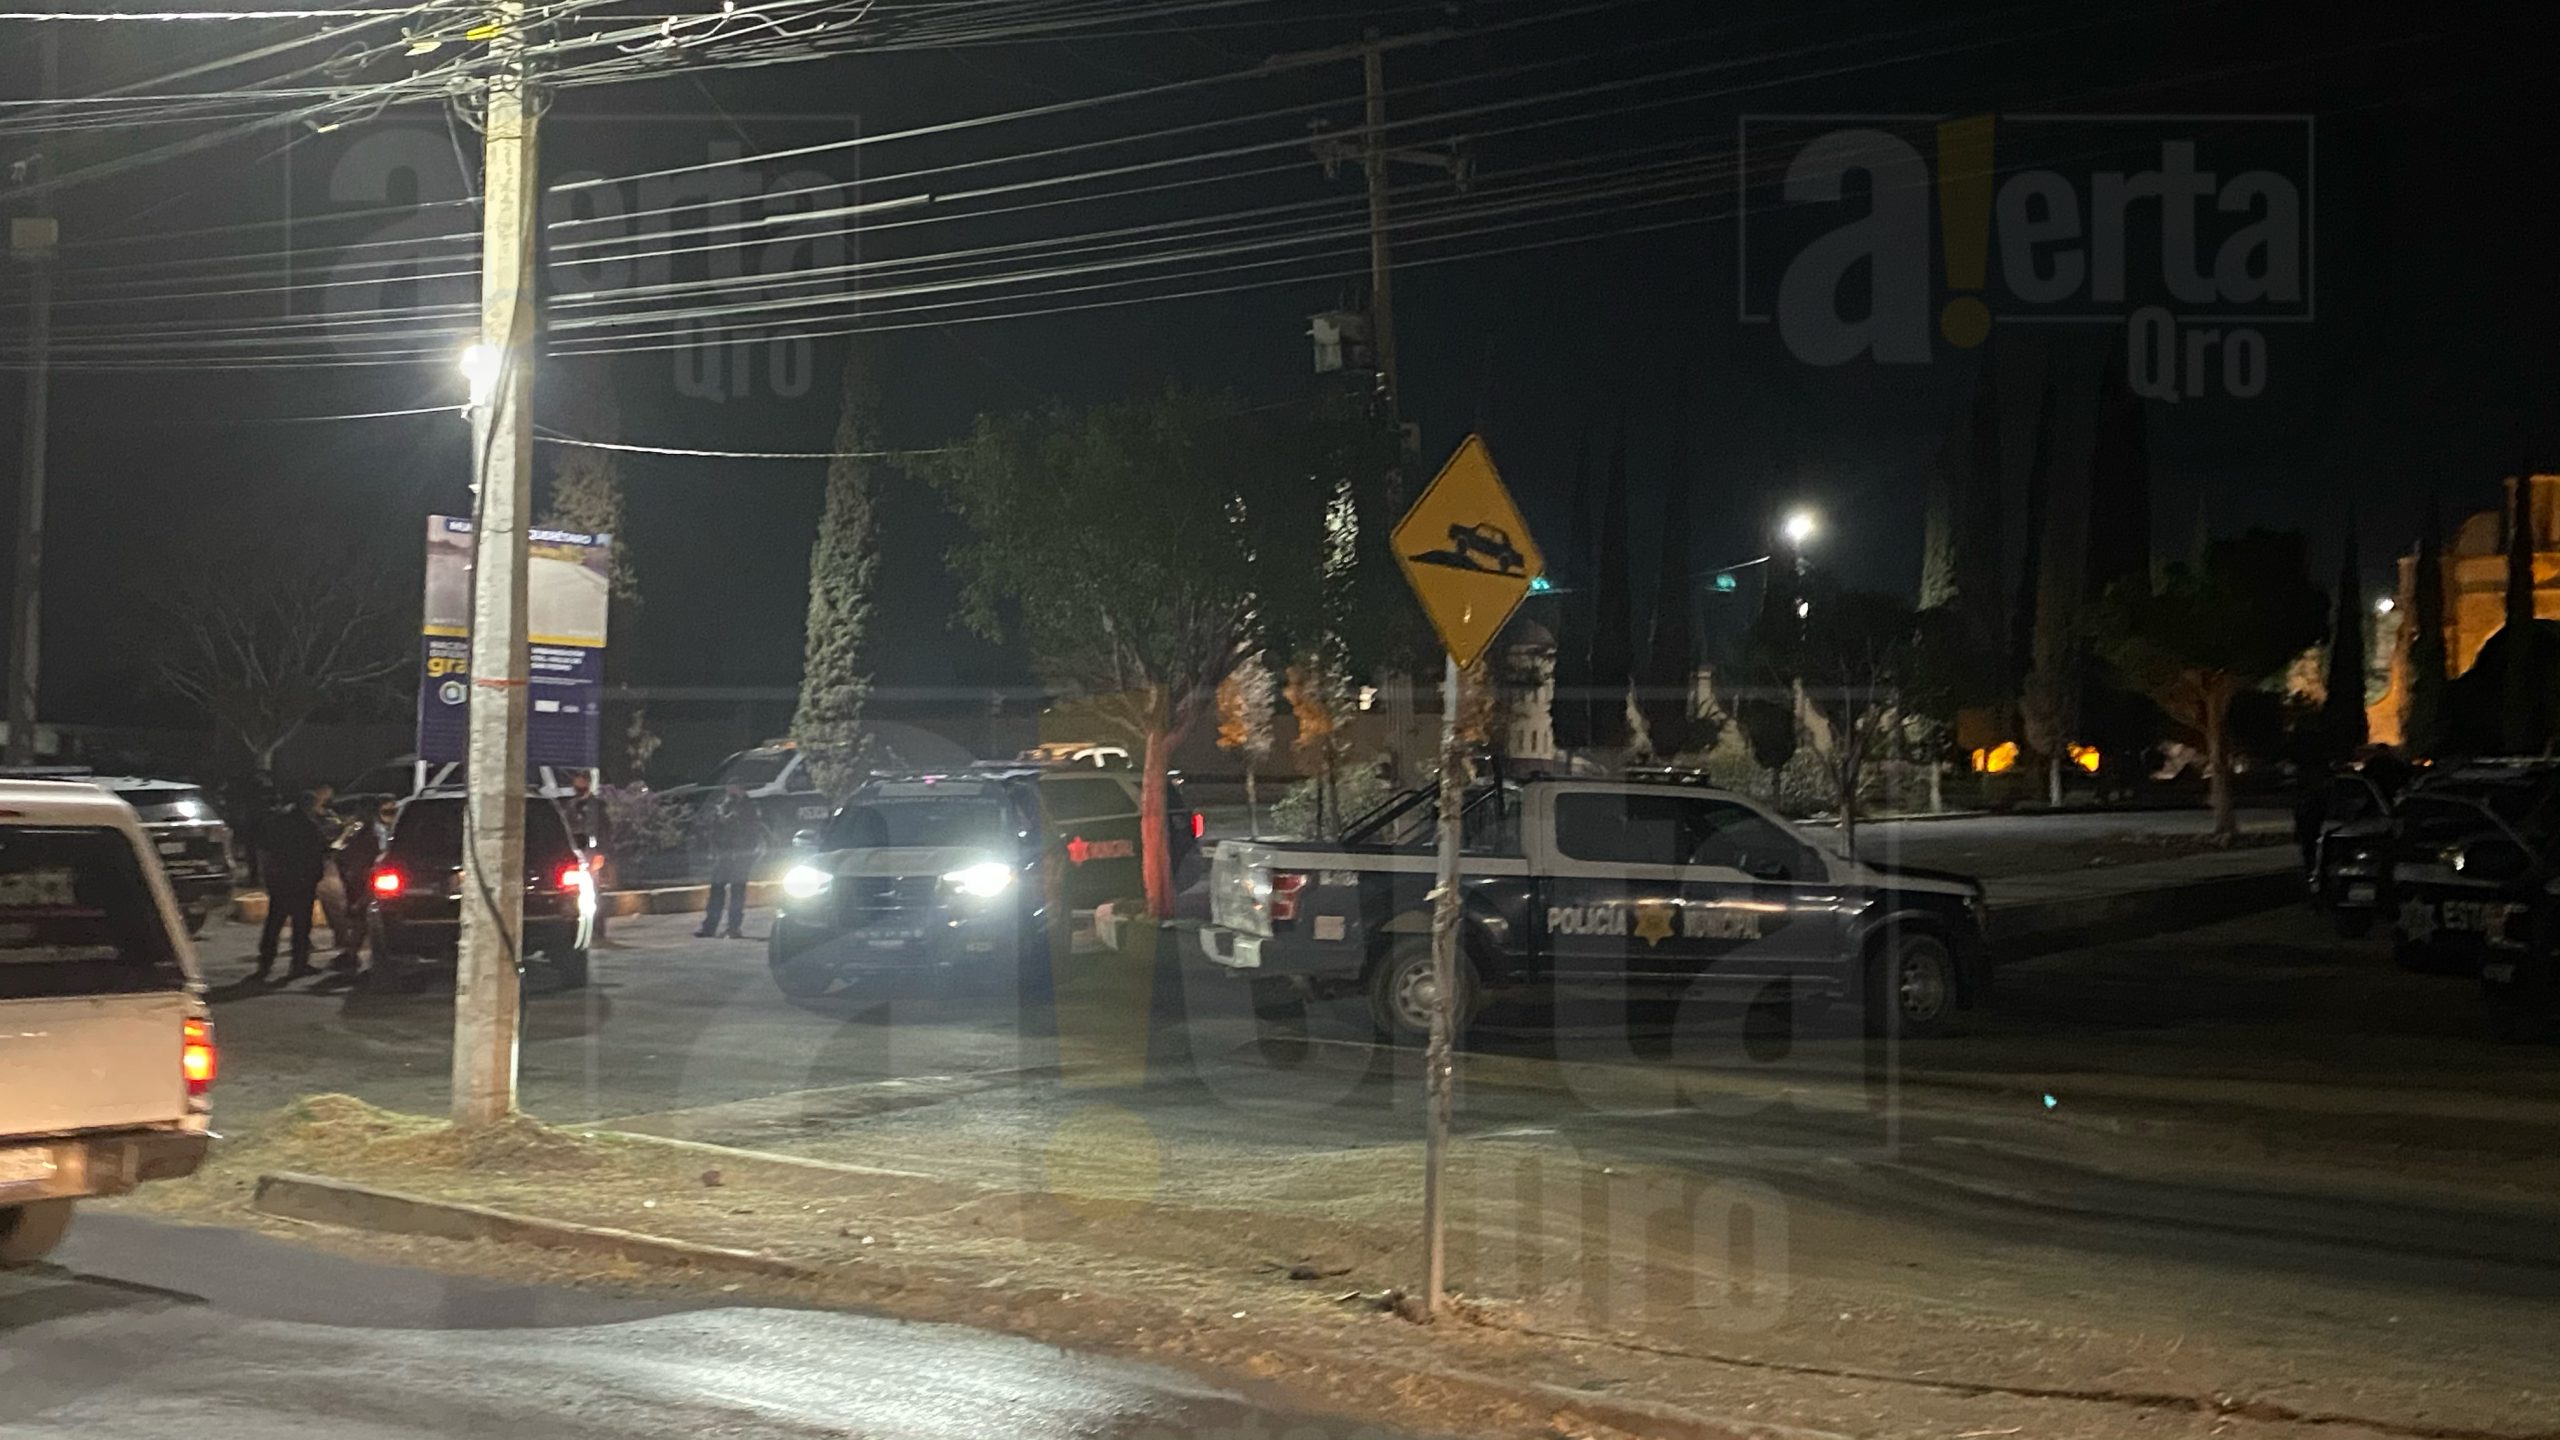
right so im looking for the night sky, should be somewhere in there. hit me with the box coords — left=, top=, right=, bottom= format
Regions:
left=2, top=0, right=2555, bottom=727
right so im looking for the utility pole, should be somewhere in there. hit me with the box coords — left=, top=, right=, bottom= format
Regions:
left=454, top=0, right=541, bottom=1127
left=7, top=30, right=59, bottom=767
left=1278, top=28, right=1466, bottom=788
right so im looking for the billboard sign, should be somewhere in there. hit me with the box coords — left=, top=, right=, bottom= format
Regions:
left=419, top=516, right=612, bottom=768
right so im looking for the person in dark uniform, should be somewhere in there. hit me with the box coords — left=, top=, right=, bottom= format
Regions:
left=331, top=797, right=397, bottom=972
left=697, top=783, right=768, bottom=940
left=564, top=769, right=614, bottom=944
left=255, top=788, right=333, bottom=980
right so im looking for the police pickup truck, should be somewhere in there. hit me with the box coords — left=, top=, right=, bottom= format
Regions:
left=1200, top=775, right=1990, bottom=1043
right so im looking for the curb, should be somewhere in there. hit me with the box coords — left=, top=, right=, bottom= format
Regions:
left=230, top=880, right=780, bottom=926
left=248, top=1166, right=1770, bottom=1440
left=251, top=1171, right=823, bottom=1280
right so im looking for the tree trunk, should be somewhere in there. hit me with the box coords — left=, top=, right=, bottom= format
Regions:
left=1244, top=762, right=1259, bottom=837
left=2046, top=753, right=2063, bottom=809
left=1838, top=763, right=1859, bottom=851
left=1141, top=725, right=1175, bottom=918
left=2204, top=685, right=2237, bottom=845
left=1928, top=760, right=1944, bottom=815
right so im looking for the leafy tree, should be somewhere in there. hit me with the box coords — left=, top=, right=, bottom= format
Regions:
left=1216, top=650, right=1277, bottom=833
left=929, top=387, right=1376, bottom=915
left=154, top=548, right=406, bottom=780
left=2094, top=530, right=2327, bottom=841
left=791, top=346, right=884, bottom=800
left=2321, top=518, right=2368, bottom=759
left=2407, top=493, right=2451, bottom=757
left=1636, top=469, right=1698, bottom=760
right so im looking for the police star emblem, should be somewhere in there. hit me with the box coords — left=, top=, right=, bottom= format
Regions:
left=1633, top=901, right=1677, bottom=948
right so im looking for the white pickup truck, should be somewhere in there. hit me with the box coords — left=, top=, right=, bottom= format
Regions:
left=0, top=781, right=215, bottom=1265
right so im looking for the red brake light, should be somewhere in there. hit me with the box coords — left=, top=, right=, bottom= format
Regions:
left=1190, top=811, right=1206, bottom=840
left=1270, top=870, right=1309, bottom=923
left=370, top=868, right=403, bottom=897
left=557, top=859, right=588, bottom=891
left=181, top=1017, right=216, bottom=1097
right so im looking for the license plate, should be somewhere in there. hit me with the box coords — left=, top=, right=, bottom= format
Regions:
left=2345, top=882, right=2376, bottom=903
left=156, top=840, right=186, bottom=858
left=0, top=1146, right=58, bottom=1187
left=863, top=936, right=910, bottom=950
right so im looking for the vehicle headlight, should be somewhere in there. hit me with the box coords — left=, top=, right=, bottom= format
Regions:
left=943, top=861, right=1016, bottom=899
left=781, top=864, right=834, bottom=900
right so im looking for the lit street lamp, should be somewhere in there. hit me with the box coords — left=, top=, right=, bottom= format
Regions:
left=1780, top=508, right=1820, bottom=549
left=2374, top=596, right=2397, bottom=616
left=460, top=342, right=499, bottom=409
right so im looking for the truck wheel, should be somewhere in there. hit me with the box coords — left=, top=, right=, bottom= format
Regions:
left=1366, top=938, right=1475, bottom=1048
left=1866, top=932, right=1958, bottom=1039
left=0, top=1200, right=73, bottom=1266
left=769, top=943, right=835, bottom=1002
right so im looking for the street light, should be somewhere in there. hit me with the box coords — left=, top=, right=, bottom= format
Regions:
left=2374, top=596, right=2397, bottom=616
left=460, top=342, right=499, bottom=409
left=1780, top=508, right=1820, bottom=548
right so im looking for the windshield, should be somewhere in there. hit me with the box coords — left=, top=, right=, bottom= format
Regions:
left=824, top=799, right=1011, bottom=851
left=387, top=799, right=578, bottom=863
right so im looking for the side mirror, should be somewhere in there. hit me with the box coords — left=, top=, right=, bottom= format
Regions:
left=792, top=827, right=823, bottom=852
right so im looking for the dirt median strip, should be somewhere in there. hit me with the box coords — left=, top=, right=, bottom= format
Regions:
left=243, top=1164, right=1777, bottom=1440
left=252, top=1171, right=829, bottom=1279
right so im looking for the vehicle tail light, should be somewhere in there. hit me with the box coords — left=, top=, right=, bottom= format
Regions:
left=1190, top=811, right=1206, bottom=840
left=1269, top=870, right=1309, bottom=923
left=557, top=859, right=589, bottom=891
left=181, top=1017, right=217, bottom=1098
left=370, top=867, right=404, bottom=898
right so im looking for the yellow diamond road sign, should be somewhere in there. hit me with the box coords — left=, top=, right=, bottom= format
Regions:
left=1393, top=434, right=1543, bottom=670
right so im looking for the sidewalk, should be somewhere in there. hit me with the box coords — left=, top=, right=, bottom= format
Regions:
left=1982, top=843, right=2302, bottom=954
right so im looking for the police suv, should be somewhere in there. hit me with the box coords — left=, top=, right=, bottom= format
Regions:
left=1200, top=774, right=1990, bottom=1043
left=767, top=765, right=1203, bottom=1002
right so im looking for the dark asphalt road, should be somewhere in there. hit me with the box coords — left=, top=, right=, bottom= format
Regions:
left=0, top=1212, right=1418, bottom=1439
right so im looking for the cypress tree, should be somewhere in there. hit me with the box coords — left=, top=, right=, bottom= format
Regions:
left=2407, top=494, right=2450, bottom=758
left=1587, top=428, right=1636, bottom=753
left=792, top=345, right=883, bottom=800
left=2321, top=516, right=2368, bottom=759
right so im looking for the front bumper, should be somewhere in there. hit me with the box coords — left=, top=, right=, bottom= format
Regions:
left=769, top=908, right=1029, bottom=978
left=165, top=868, right=235, bottom=912
left=0, top=1126, right=209, bottom=1205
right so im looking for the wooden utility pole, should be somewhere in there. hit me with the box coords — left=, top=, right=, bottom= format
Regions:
left=454, top=0, right=541, bottom=1127
left=7, top=30, right=59, bottom=767
left=1277, top=28, right=1467, bottom=788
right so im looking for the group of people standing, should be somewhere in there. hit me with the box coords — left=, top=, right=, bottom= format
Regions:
left=247, top=771, right=768, bottom=978
left=248, top=783, right=396, bottom=982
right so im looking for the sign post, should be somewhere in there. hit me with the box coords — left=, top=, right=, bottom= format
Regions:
left=1390, top=434, right=1542, bottom=1318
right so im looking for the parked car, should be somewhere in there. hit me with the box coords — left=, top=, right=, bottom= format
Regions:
left=0, top=770, right=234, bottom=935
left=364, top=795, right=594, bottom=988
left=767, top=764, right=1202, bottom=1002
left=2307, top=768, right=2400, bottom=937
left=2386, top=762, right=2560, bottom=976
left=654, top=742, right=841, bottom=843
left=1198, top=774, right=1990, bottom=1043
left=0, top=780, right=214, bottom=1266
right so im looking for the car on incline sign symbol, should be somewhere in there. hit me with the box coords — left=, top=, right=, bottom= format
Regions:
left=1392, top=434, right=1544, bottom=669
